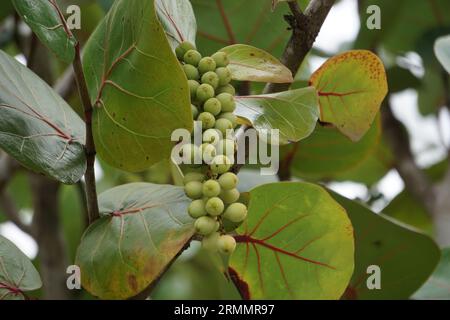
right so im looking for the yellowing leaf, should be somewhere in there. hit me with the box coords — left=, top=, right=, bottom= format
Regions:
left=310, top=50, right=388, bottom=142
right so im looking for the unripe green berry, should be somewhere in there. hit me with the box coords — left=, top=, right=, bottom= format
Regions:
left=203, top=129, right=222, bottom=145
left=204, top=98, right=222, bottom=116
left=188, top=80, right=200, bottom=100
left=183, top=64, right=199, bottom=80
left=201, top=143, right=216, bottom=162
left=196, top=83, right=215, bottom=103
left=176, top=41, right=196, bottom=60
left=184, top=50, right=202, bottom=66
left=216, top=67, right=232, bottom=86
left=198, top=57, right=217, bottom=74
left=191, top=104, right=199, bottom=119
left=216, top=93, right=236, bottom=112
left=202, top=179, right=221, bottom=197
left=210, top=155, right=232, bottom=174
left=184, top=181, right=203, bottom=199
left=218, top=235, right=236, bottom=255
left=202, top=232, right=220, bottom=251
left=201, top=71, right=220, bottom=89
left=218, top=172, right=239, bottom=190
left=215, top=118, right=233, bottom=135
left=183, top=172, right=206, bottom=184
left=205, top=197, right=225, bottom=216
left=211, top=52, right=230, bottom=68
left=224, top=203, right=248, bottom=223
left=216, top=84, right=236, bottom=95
left=179, top=144, right=201, bottom=164
left=220, top=188, right=240, bottom=204
left=188, top=199, right=207, bottom=218
left=195, top=216, right=217, bottom=236
left=197, top=112, right=216, bottom=129
left=219, top=112, right=237, bottom=125
left=217, top=139, right=236, bottom=157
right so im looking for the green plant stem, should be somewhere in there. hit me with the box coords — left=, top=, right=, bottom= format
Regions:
left=73, top=42, right=100, bottom=223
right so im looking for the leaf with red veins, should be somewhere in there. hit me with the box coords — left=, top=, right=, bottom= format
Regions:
left=310, top=50, right=388, bottom=142
left=230, top=182, right=354, bottom=300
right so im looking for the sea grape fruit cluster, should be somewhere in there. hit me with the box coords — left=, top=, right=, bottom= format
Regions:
left=176, top=41, right=248, bottom=256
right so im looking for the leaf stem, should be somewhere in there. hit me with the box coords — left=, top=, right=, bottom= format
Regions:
left=73, top=42, right=100, bottom=223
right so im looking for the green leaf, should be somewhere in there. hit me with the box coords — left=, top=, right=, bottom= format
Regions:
left=83, top=0, right=192, bottom=172
left=330, top=192, right=440, bottom=300
left=309, top=50, right=388, bottom=142
left=0, top=1, right=13, bottom=22
left=435, top=35, right=450, bottom=73
left=76, top=183, right=195, bottom=299
left=387, top=66, right=421, bottom=93
left=413, top=248, right=450, bottom=300
left=219, top=44, right=293, bottom=83
left=230, top=182, right=355, bottom=300
left=12, top=0, right=76, bottom=63
left=287, top=116, right=381, bottom=181
left=235, top=87, right=319, bottom=145
left=0, top=50, right=86, bottom=184
left=156, top=0, right=197, bottom=51
left=0, top=235, right=42, bottom=300
left=271, top=0, right=293, bottom=10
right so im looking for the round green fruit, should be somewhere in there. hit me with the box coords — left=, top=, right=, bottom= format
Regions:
left=198, top=57, right=216, bottom=74
left=211, top=52, right=230, bottom=67
left=188, top=199, right=206, bottom=218
left=202, top=179, right=221, bottom=197
left=202, top=232, right=220, bottom=251
left=219, top=112, right=237, bottom=127
left=197, top=112, right=216, bottom=129
left=203, top=129, right=222, bottom=145
left=205, top=197, right=225, bottom=216
left=183, top=64, right=199, bottom=80
left=196, top=83, right=215, bottom=102
left=220, top=188, right=240, bottom=204
left=201, top=143, right=217, bottom=162
left=210, top=155, right=232, bottom=174
left=218, top=235, right=236, bottom=255
left=218, top=172, right=238, bottom=190
left=224, top=203, right=247, bottom=223
left=176, top=41, right=196, bottom=60
left=179, top=144, right=201, bottom=164
left=184, top=50, right=202, bottom=66
left=216, top=67, right=232, bottom=86
left=184, top=181, right=203, bottom=199
left=216, top=84, right=236, bottom=95
left=183, top=172, right=205, bottom=184
left=216, top=93, right=236, bottom=112
left=195, top=216, right=217, bottom=236
left=188, top=80, right=200, bottom=100
left=203, top=98, right=222, bottom=116
left=201, top=71, right=220, bottom=89
left=191, top=104, right=199, bottom=119
left=215, top=118, right=233, bottom=135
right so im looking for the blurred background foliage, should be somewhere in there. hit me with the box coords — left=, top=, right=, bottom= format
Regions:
left=0, top=0, right=449, bottom=299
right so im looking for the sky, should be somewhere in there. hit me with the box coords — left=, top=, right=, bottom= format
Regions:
left=1, top=0, right=449, bottom=259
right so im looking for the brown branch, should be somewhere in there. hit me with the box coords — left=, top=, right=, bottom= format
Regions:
left=265, top=0, right=336, bottom=94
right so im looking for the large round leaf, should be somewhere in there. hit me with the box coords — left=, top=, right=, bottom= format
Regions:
left=83, top=0, right=192, bottom=172
left=235, top=87, right=319, bottom=145
left=230, top=182, right=355, bottom=300
left=0, top=50, right=86, bottom=184
left=12, top=0, right=76, bottom=63
left=76, top=183, right=195, bottom=299
left=309, top=50, right=388, bottom=142
left=331, top=192, right=440, bottom=300
left=156, top=0, right=197, bottom=51
left=0, top=235, right=42, bottom=300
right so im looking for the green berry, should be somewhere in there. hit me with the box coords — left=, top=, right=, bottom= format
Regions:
left=217, top=139, right=236, bottom=156
left=220, top=188, right=240, bottom=204
left=202, top=179, right=221, bottom=197
left=216, top=67, right=232, bottom=86
left=204, top=98, right=222, bottom=116
left=218, top=235, right=236, bottom=255
left=215, top=118, right=233, bottom=135
left=205, top=197, right=225, bottom=216
left=188, top=199, right=207, bottom=218
left=183, top=172, right=206, bottom=184
left=202, top=232, right=220, bottom=251
left=197, top=112, right=216, bottom=129
left=224, top=203, right=247, bottom=223
left=211, top=52, right=230, bottom=67
left=219, top=112, right=237, bottom=128
left=218, top=172, right=238, bottom=190
left=195, top=216, right=217, bottom=236
left=201, top=71, right=220, bottom=89
left=198, top=57, right=217, bottom=74
left=184, top=50, right=202, bottom=66
left=176, top=41, right=196, bottom=60
left=188, top=80, right=200, bottom=100
left=183, top=64, right=199, bottom=80
left=191, top=104, right=199, bottom=119
left=196, top=83, right=215, bottom=103
left=203, top=129, right=222, bottom=145
left=210, top=155, right=232, bottom=174
left=184, top=181, right=203, bottom=199
left=201, top=143, right=217, bottom=162
left=179, top=144, right=201, bottom=164
left=216, top=93, right=236, bottom=112
left=216, top=84, right=236, bottom=95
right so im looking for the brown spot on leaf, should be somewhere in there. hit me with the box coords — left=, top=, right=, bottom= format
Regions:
left=128, top=274, right=138, bottom=292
